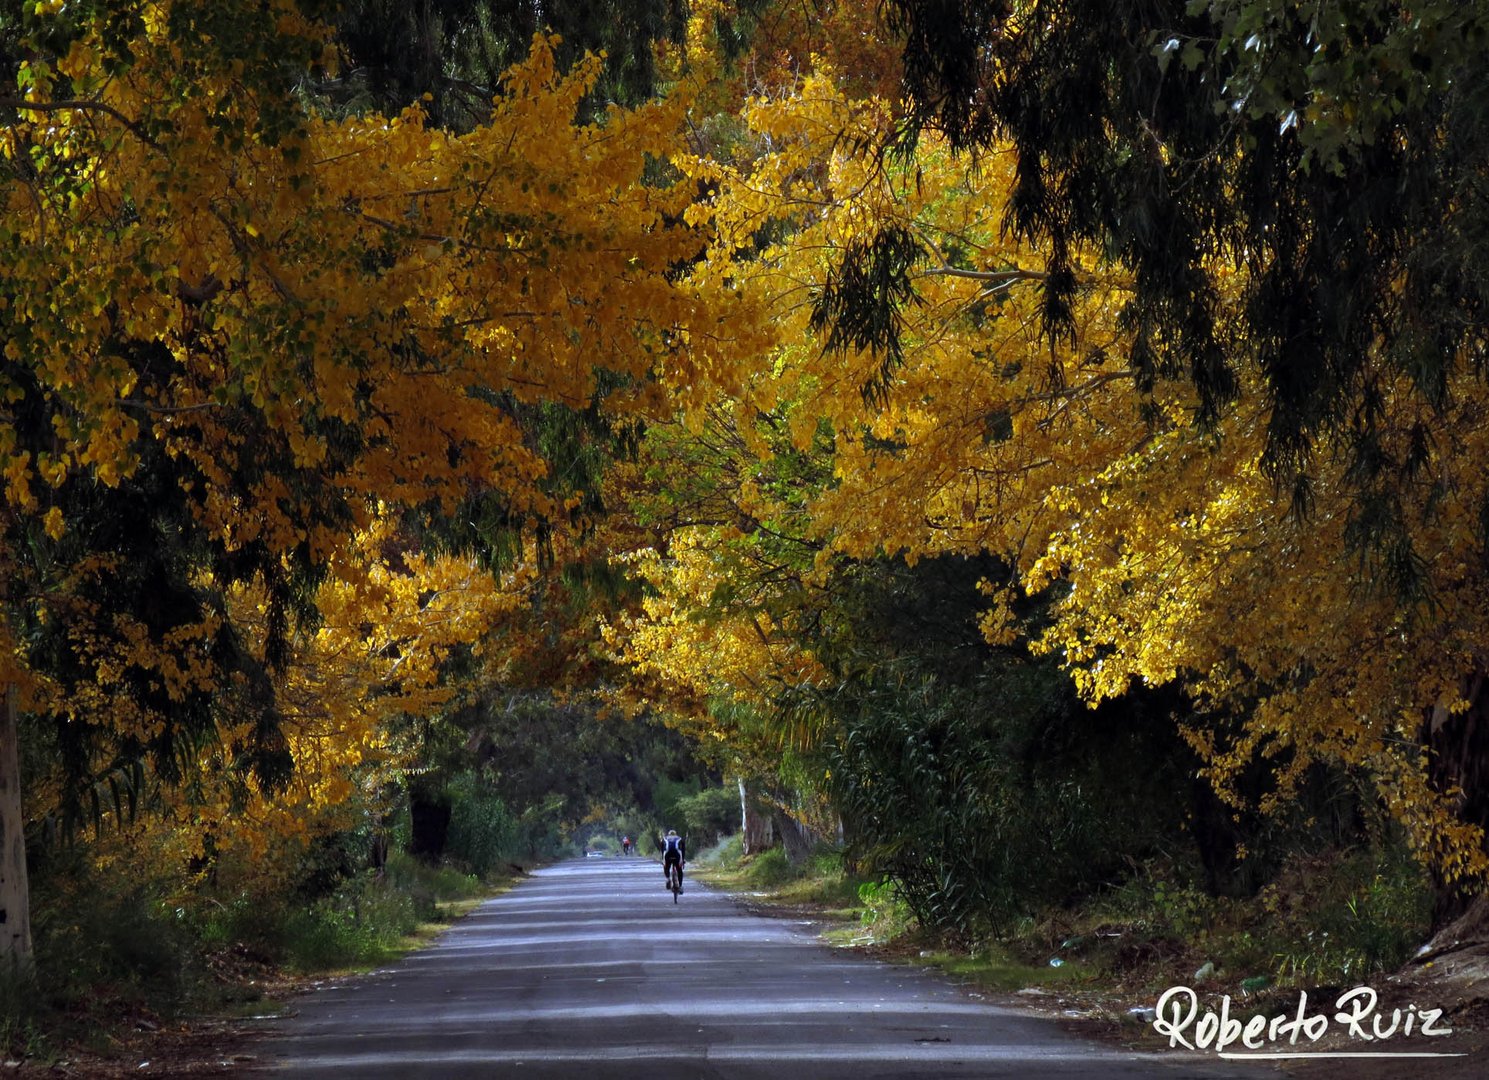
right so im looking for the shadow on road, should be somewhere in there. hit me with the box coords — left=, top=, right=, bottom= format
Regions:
left=260, top=858, right=1267, bottom=1079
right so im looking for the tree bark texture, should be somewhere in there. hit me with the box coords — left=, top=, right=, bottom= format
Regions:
left=1426, top=669, right=1489, bottom=927
left=0, top=685, right=33, bottom=972
left=771, top=805, right=814, bottom=865
left=739, top=778, right=773, bottom=856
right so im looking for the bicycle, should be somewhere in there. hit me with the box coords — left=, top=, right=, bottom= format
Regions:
left=666, top=860, right=683, bottom=903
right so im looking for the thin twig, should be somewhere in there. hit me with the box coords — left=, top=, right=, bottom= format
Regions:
left=0, top=96, right=163, bottom=152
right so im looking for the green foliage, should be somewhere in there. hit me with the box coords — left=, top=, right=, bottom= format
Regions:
left=439, top=691, right=713, bottom=858
left=278, top=873, right=430, bottom=972
left=743, top=846, right=797, bottom=888
left=1255, top=847, right=1432, bottom=986
left=10, top=821, right=491, bottom=1059
left=652, top=775, right=704, bottom=838
left=695, top=832, right=744, bottom=869
left=674, top=785, right=739, bottom=842
left=444, top=771, right=517, bottom=876
left=856, top=879, right=913, bottom=944
left=1021, top=837, right=1432, bottom=994
left=576, top=806, right=660, bottom=856
left=814, top=560, right=1195, bottom=939
left=200, top=850, right=482, bottom=973
left=28, top=855, right=198, bottom=1014
left=512, top=796, right=570, bottom=859
left=0, top=969, right=48, bottom=1063
left=1093, top=861, right=1222, bottom=944
left=328, top=0, right=686, bottom=130
left=382, top=850, right=484, bottom=912
left=677, top=550, right=1200, bottom=941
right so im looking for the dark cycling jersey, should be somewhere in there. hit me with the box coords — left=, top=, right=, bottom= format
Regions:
left=662, top=835, right=686, bottom=890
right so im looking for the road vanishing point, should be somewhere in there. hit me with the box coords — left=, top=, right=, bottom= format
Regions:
left=263, top=858, right=1264, bottom=1079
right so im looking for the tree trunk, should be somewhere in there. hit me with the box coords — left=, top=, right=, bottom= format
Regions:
left=1425, top=670, right=1489, bottom=927
left=1, top=685, right=33, bottom=973
left=739, top=778, right=773, bottom=855
left=1412, top=892, right=1489, bottom=990
left=771, top=805, right=813, bottom=865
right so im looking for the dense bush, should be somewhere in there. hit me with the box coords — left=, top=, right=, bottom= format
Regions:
left=675, top=785, right=739, bottom=842
left=791, top=555, right=1201, bottom=940
left=25, top=850, right=200, bottom=1013
left=743, top=847, right=796, bottom=887
left=828, top=658, right=1198, bottom=939
left=695, top=832, right=744, bottom=868
left=1249, top=844, right=1431, bottom=985
left=196, top=850, right=483, bottom=973
left=444, top=771, right=518, bottom=875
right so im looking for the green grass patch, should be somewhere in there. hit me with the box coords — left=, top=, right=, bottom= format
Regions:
left=6, top=849, right=518, bottom=1064
left=912, top=946, right=1094, bottom=993
left=697, top=833, right=1434, bottom=1016
left=252, top=852, right=501, bottom=974
left=695, top=836, right=884, bottom=927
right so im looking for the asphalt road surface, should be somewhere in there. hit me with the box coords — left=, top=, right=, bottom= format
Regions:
left=262, top=858, right=1267, bottom=1079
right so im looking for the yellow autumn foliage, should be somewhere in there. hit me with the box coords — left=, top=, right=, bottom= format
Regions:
left=67, top=513, right=534, bottom=883
left=2, top=15, right=768, bottom=537
left=1, top=1, right=769, bottom=882
left=621, top=64, right=1489, bottom=885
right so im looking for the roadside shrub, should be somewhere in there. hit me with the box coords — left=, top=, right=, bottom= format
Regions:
left=29, top=853, right=198, bottom=1011
left=675, top=786, right=739, bottom=842
left=1258, top=845, right=1431, bottom=986
left=795, top=849, right=864, bottom=907
left=280, top=876, right=421, bottom=972
left=826, top=661, right=1192, bottom=940
left=0, top=974, right=46, bottom=1060
left=383, top=849, right=481, bottom=920
left=197, top=890, right=290, bottom=958
left=695, top=833, right=744, bottom=869
left=200, top=849, right=483, bottom=972
left=743, top=847, right=798, bottom=888
left=1068, top=839, right=1433, bottom=990
left=444, top=771, right=517, bottom=876
left=858, top=879, right=914, bottom=943
left=513, top=796, right=568, bottom=860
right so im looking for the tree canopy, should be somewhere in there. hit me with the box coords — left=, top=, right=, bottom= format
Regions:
left=5, top=0, right=1489, bottom=982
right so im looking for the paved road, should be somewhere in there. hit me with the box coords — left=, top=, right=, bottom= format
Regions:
left=262, top=858, right=1266, bottom=1078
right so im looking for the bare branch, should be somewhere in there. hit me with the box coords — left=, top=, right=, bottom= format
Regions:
left=920, top=265, right=1048, bottom=286
left=0, top=97, right=163, bottom=152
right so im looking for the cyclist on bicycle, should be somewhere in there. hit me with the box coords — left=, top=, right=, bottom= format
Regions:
left=622, top=835, right=632, bottom=856
left=661, top=829, right=686, bottom=893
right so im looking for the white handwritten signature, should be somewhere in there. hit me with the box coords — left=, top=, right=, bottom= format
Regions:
left=1152, top=985, right=1454, bottom=1056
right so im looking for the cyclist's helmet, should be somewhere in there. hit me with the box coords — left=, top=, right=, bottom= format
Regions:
left=667, top=829, right=678, bottom=837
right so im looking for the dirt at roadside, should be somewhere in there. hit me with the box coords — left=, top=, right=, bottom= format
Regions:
left=3, top=964, right=305, bottom=1078
left=976, top=926, right=1489, bottom=1080
left=1015, top=976, right=1488, bottom=1080
left=5, top=1014, right=266, bottom=1078
left=725, top=888, right=1489, bottom=1080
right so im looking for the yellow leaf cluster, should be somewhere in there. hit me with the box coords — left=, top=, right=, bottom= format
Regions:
left=618, top=63, right=1489, bottom=882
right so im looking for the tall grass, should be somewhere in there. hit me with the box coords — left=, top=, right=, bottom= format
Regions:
left=5, top=847, right=494, bottom=1061
left=199, top=851, right=484, bottom=973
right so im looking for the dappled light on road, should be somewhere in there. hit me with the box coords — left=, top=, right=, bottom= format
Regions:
left=265, top=860, right=1257, bottom=1078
